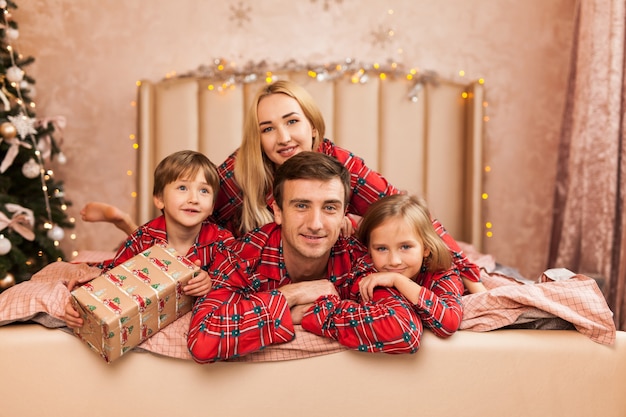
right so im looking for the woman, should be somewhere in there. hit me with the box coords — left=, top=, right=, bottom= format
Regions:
left=84, top=80, right=395, bottom=237
left=213, top=80, right=396, bottom=236
left=82, top=79, right=481, bottom=284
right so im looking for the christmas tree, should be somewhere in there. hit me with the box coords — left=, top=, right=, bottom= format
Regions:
left=0, top=0, right=72, bottom=292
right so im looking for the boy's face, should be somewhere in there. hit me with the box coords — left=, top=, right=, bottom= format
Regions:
left=153, top=170, right=214, bottom=233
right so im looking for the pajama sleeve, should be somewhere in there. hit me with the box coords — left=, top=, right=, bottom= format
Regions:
left=414, top=269, right=464, bottom=337
left=187, top=254, right=296, bottom=364
left=300, top=287, right=422, bottom=354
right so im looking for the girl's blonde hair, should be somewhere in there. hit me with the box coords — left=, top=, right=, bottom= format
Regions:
left=234, top=80, right=326, bottom=234
left=358, top=194, right=453, bottom=272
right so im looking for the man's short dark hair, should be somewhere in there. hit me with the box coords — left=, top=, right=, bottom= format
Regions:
left=273, top=152, right=351, bottom=209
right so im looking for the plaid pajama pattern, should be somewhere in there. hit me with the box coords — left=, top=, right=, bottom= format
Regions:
left=187, top=223, right=423, bottom=363
left=211, top=139, right=481, bottom=286
left=351, top=255, right=465, bottom=338
left=99, top=215, right=236, bottom=273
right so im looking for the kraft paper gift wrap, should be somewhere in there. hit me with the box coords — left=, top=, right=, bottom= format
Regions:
left=71, top=244, right=199, bottom=363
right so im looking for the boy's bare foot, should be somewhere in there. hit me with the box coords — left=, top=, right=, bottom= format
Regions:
left=80, top=202, right=138, bottom=235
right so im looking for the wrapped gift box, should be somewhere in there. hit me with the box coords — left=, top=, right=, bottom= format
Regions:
left=71, top=244, right=199, bottom=363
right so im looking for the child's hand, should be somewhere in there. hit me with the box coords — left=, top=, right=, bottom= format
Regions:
left=463, top=278, right=488, bottom=294
left=64, top=301, right=83, bottom=329
left=183, top=261, right=212, bottom=297
left=63, top=275, right=95, bottom=329
left=64, top=275, right=95, bottom=292
left=358, top=272, right=401, bottom=302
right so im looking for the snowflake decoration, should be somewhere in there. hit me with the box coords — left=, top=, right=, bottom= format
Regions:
left=369, top=25, right=395, bottom=49
left=229, top=1, right=251, bottom=27
left=8, top=113, right=37, bottom=139
left=310, top=0, right=343, bottom=11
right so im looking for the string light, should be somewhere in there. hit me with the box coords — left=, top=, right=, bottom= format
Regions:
left=155, top=58, right=491, bottom=241
left=0, top=6, right=73, bottom=254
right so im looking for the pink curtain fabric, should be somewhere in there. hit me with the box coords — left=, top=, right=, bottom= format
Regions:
left=549, top=0, right=626, bottom=330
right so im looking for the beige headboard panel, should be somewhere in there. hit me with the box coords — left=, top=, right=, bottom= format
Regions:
left=137, top=71, right=484, bottom=249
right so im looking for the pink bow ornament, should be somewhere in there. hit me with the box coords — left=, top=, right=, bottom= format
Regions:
left=35, top=116, right=66, bottom=162
left=0, top=136, right=32, bottom=173
left=0, top=204, right=35, bottom=241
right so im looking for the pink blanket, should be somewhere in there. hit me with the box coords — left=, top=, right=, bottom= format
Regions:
left=0, top=252, right=616, bottom=362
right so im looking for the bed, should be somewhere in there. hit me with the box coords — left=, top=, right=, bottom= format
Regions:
left=1, top=62, right=625, bottom=417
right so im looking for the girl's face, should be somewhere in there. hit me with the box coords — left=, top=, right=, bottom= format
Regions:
left=368, top=216, right=431, bottom=280
left=257, top=93, right=317, bottom=166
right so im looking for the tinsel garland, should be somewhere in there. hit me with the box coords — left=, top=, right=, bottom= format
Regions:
left=174, top=58, right=444, bottom=102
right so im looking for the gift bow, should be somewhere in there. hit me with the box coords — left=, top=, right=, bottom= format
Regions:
left=0, top=203, right=35, bottom=241
left=0, top=136, right=32, bottom=173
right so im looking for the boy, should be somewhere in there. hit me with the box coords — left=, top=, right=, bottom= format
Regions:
left=64, top=150, right=235, bottom=327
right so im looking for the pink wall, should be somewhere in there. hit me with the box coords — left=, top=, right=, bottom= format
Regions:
left=15, top=0, right=575, bottom=279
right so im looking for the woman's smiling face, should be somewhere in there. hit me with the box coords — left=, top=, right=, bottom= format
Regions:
left=257, top=93, right=317, bottom=166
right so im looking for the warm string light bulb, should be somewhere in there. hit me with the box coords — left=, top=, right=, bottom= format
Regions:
left=482, top=91, right=491, bottom=238
left=2, top=6, right=67, bottom=246
left=146, top=60, right=493, bottom=244
left=129, top=85, right=139, bottom=199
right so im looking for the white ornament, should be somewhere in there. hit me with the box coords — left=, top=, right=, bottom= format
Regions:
left=22, top=158, right=40, bottom=178
left=5, top=28, right=19, bottom=41
left=47, top=225, right=65, bottom=241
left=6, top=66, right=24, bottom=83
left=0, top=272, right=15, bottom=289
left=0, top=1, right=7, bottom=9
left=8, top=113, right=37, bottom=139
left=0, top=234, right=11, bottom=255
left=25, top=84, right=36, bottom=98
left=56, top=152, right=67, bottom=164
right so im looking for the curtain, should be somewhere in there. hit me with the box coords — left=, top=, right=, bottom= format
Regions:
left=549, top=0, right=626, bottom=331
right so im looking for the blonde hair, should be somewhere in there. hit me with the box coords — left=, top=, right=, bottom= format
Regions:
left=153, top=150, right=219, bottom=204
left=234, top=80, right=326, bottom=234
left=358, top=194, right=452, bottom=272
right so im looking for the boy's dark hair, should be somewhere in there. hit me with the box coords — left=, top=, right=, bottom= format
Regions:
left=272, top=151, right=351, bottom=209
left=153, top=150, right=219, bottom=203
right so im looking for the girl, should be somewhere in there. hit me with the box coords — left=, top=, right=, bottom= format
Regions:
left=81, top=80, right=481, bottom=285
left=356, top=194, right=486, bottom=338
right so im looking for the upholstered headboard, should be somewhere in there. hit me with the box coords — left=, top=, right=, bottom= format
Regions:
left=136, top=69, right=484, bottom=249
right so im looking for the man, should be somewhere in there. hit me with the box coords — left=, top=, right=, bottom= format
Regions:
left=187, top=152, right=421, bottom=363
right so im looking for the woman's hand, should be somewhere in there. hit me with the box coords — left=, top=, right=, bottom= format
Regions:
left=340, top=213, right=362, bottom=237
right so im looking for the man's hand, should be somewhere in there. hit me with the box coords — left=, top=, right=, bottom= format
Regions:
left=278, top=279, right=339, bottom=308
left=290, top=302, right=315, bottom=325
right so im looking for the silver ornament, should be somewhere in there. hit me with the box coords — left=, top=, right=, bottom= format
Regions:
left=22, top=158, right=40, bottom=179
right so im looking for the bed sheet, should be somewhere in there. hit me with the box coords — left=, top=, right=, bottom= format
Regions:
left=0, top=246, right=616, bottom=363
